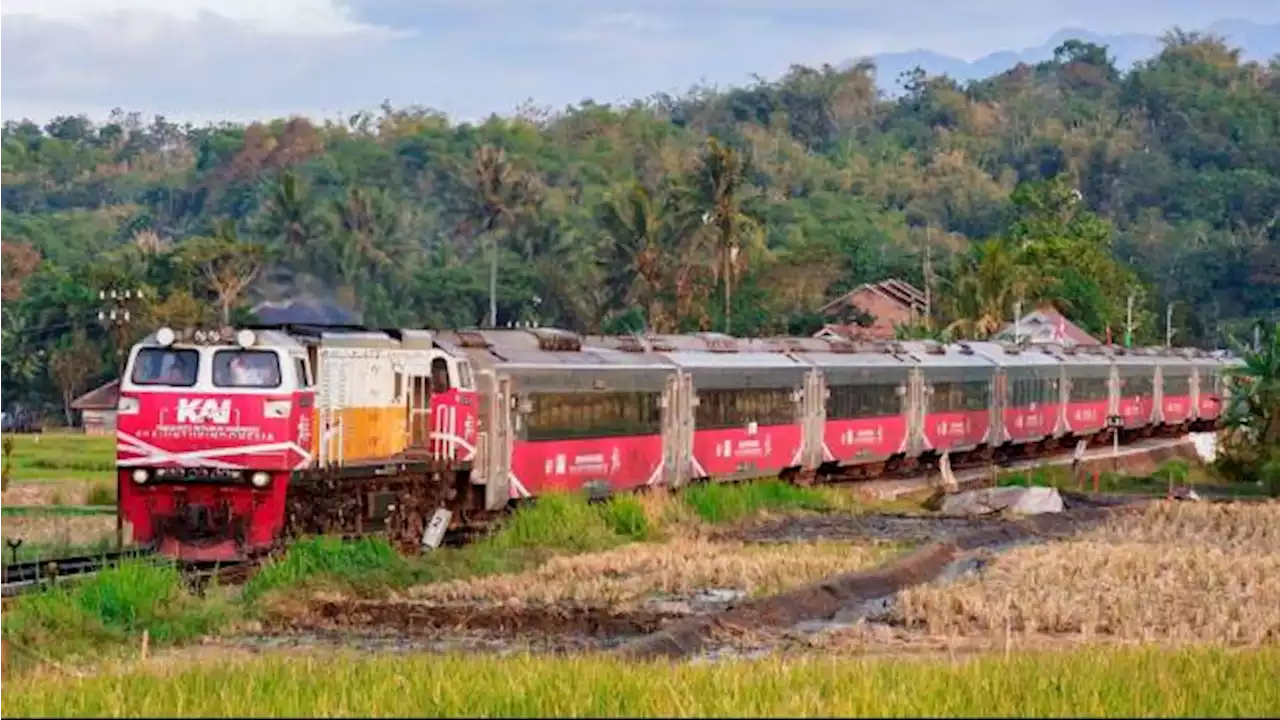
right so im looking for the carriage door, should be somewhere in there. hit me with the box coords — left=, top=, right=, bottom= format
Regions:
left=407, top=370, right=432, bottom=450
left=802, top=369, right=825, bottom=471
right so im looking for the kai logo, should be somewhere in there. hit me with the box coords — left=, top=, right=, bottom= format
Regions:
left=176, top=398, right=232, bottom=425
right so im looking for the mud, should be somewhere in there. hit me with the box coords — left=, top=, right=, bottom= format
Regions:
left=617, top=501, right=1147, bottom=660
left=276, top=597, right=717, bottom=639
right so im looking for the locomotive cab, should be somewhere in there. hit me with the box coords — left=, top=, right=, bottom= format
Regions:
left=116, top=327, right=312, bottom=561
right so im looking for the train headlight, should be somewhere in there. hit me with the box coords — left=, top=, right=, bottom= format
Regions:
left=236, top=329, right=257, bottom=348
left=156, top=327, right=176, bottom=347
left=131, top=469, right=149, bottom=485
left=250, top=471, right=271, bottom=488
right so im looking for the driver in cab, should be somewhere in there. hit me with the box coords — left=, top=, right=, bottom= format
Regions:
left=226, top=354, right=273, bottom=386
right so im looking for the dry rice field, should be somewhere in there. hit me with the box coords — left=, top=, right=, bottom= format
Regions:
left=782, top=501, right=1280, bottom=655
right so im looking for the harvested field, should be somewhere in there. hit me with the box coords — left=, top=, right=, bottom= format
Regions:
left=0, top=514, right=118, bottom=552
left=404, top=539, right=898, bottom=607
left=809, top=501, right=1280, bottom=652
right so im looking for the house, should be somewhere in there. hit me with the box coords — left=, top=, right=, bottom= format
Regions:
left=991, top=307, right=1101, bottom=347
left=70, top=380, right=120, bottom=436
left=813, top=279, right=927, bottom=341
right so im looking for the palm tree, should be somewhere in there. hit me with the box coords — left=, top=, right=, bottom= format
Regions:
left=942, top=239, right=1056, bottom=340
left=684, top=138, right=763, bottom=334
left=450, top=145, right=539, bottom=328
left=599, top=182, right=677, bottom=331
left=260, top=170, right=314, bottom=263
left=1224, top=321, right=1280, bottom=447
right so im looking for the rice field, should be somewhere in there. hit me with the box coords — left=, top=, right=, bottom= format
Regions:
left=4, top=645, right=1276, bottom=717
left=403, top=538, right=899, bottom=607
left=813, top=501, right=1280, bottom=651
left=1, top=433, right=115, bottom=484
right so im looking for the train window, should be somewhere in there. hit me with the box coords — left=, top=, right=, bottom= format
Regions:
left=1071, top=377, right=1109, bottom=402
left=1163, top=374, right=1190, bottom=396
left=931, top=381, right=989, bottom=413
left=695, top=389, right=795, bottom=430
left=1010, top=376, right=1055, bottom=407
left=430, top=358, right=452, bottom=393
left=212, top=350, right=282, bottom=389
left=457, top=361, right=474, bottom=390
left=294, top=357, right=312, bottom=388
left=827, top=384, right=900, bottom=420
left=131, top=348, right=199, bottom=387
left=526, top=391, right=662, bottom=441
left=1120, top=374, right=1154, bottom=397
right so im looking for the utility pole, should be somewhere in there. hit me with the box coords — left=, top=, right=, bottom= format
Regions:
left=923, top=225, right=933, bottom=331
left=98, top=287, right=146, bottom=375
left=1124, top=294, right=1135, bottom=348
left=1013, top=300, right=1023, bottom=344
left=1165, top=302, right=1175, bottom=348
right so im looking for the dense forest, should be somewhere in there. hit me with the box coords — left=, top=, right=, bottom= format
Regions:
left=2, top=29, right=1278, bottom=420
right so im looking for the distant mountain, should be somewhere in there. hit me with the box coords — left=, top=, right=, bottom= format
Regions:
left=865, top=19, right=1280, bottom=93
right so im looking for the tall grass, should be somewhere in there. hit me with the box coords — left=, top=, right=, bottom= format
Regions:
left=2, top=560, right=230, bottom=674
left=681, top=479, right=832, bottom=524
left=5, top=646, right=1276, bottom=717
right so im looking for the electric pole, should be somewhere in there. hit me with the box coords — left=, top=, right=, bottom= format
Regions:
left=1125, top=294, right=1135, bottom=348
left=1013, top=300, right=1023, bottom=344
left=923, top=224, right=933, bottom=331
left=98, top=287, right=146, bottom=375
left=1165, top=302, right=1175, bottom=348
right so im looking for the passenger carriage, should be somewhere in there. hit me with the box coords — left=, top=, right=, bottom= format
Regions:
left=1154, top=348, right=1196, bottom=431
left=897, top=341, right=998, bottom=462
left=1190, top=350, right=1227, bottom=430
left=1041, top=344, right=1112, bottom=442
left=1109, top=347, right=1159, bottom=433
left=440, top=328, right=676, bottom=504
left=767, top=337, right=915, bottom=479
left=966, top=341, right=1064, bottom=449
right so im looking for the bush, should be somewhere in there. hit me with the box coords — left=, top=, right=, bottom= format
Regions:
left=243, top=536, right=404, bottom=601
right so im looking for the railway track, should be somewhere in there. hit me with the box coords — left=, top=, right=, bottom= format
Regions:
left=1, top=547, right=157, bottom=598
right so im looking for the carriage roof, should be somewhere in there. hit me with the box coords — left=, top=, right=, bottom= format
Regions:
left=965, top=341, right=1063, bottom=367
left=438, top=328, right=673, bottom=372
left=896, top=341, right=998, bottom=369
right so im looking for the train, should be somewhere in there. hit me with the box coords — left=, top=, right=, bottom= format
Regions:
left=114, top=324, right=1241, bottom=561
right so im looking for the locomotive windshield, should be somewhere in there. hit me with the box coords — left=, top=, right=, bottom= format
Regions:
left=212, top=349, right=282, bottom=388
left=131, top=348, right=199, bottom=387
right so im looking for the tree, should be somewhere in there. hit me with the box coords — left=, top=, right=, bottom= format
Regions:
left=447, top=145, right=539, bottom=328
left=49, top=328, right=100, bottom=426
left=684, top=137, right=763, bottom=333
left=942, top=239, right=1054, bottom=339
left=1, top=240, right=41, bottom=301
left=259, top=169, right=315, bottom=263
left=178, top=235, right=266, bottom=326
left=1219, top=321, right=1280, bottom=496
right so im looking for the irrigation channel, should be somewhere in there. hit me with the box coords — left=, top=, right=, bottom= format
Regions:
left=1, top=434, right=1211, bottom=600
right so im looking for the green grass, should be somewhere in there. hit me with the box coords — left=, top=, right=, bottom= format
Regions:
left=1, top=560, right=231, bottom=675
left=1, top=505, right=117, bottom=517
left=681, top=479, right=833, bottom=524
left=0, top=536, right=122, bottom=567
left=998, top=459, right=1269, bottom=497
left=5, top=645, right=1277, bottom=718
left=1, top=433, right=116, bottom=483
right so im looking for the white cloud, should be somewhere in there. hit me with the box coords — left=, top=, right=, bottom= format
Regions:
left=0, top=0, right=386, bottom=37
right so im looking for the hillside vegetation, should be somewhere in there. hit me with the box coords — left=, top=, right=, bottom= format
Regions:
left=3, top=30, right=1278, bottom=417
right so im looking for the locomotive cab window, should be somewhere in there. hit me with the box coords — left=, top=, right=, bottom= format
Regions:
left=430, top=358, right=452, bottom=392
left=131, top=348, right=199, bottom=387
left=293, top=357, right=313, bottom=388
left=212, top=350, right=282, bottom=389
left=457, top=361, right=474, bottom=390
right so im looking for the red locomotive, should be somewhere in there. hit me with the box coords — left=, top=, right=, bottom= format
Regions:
left=116, top=325, right=1237, bottom=562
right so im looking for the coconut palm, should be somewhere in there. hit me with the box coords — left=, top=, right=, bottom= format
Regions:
left=942, top=239, right=1057, bottom=340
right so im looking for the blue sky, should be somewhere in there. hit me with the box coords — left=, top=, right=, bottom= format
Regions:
left=3, top=0, right=1278, bottom=124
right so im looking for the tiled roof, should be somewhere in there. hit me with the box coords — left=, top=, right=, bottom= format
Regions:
left=70, top=379, right=120, bottom=410
left=819, top=279, right=926, bottom=315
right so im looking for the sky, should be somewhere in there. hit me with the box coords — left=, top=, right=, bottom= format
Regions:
left=3, top=0, right=1279, bottom=125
